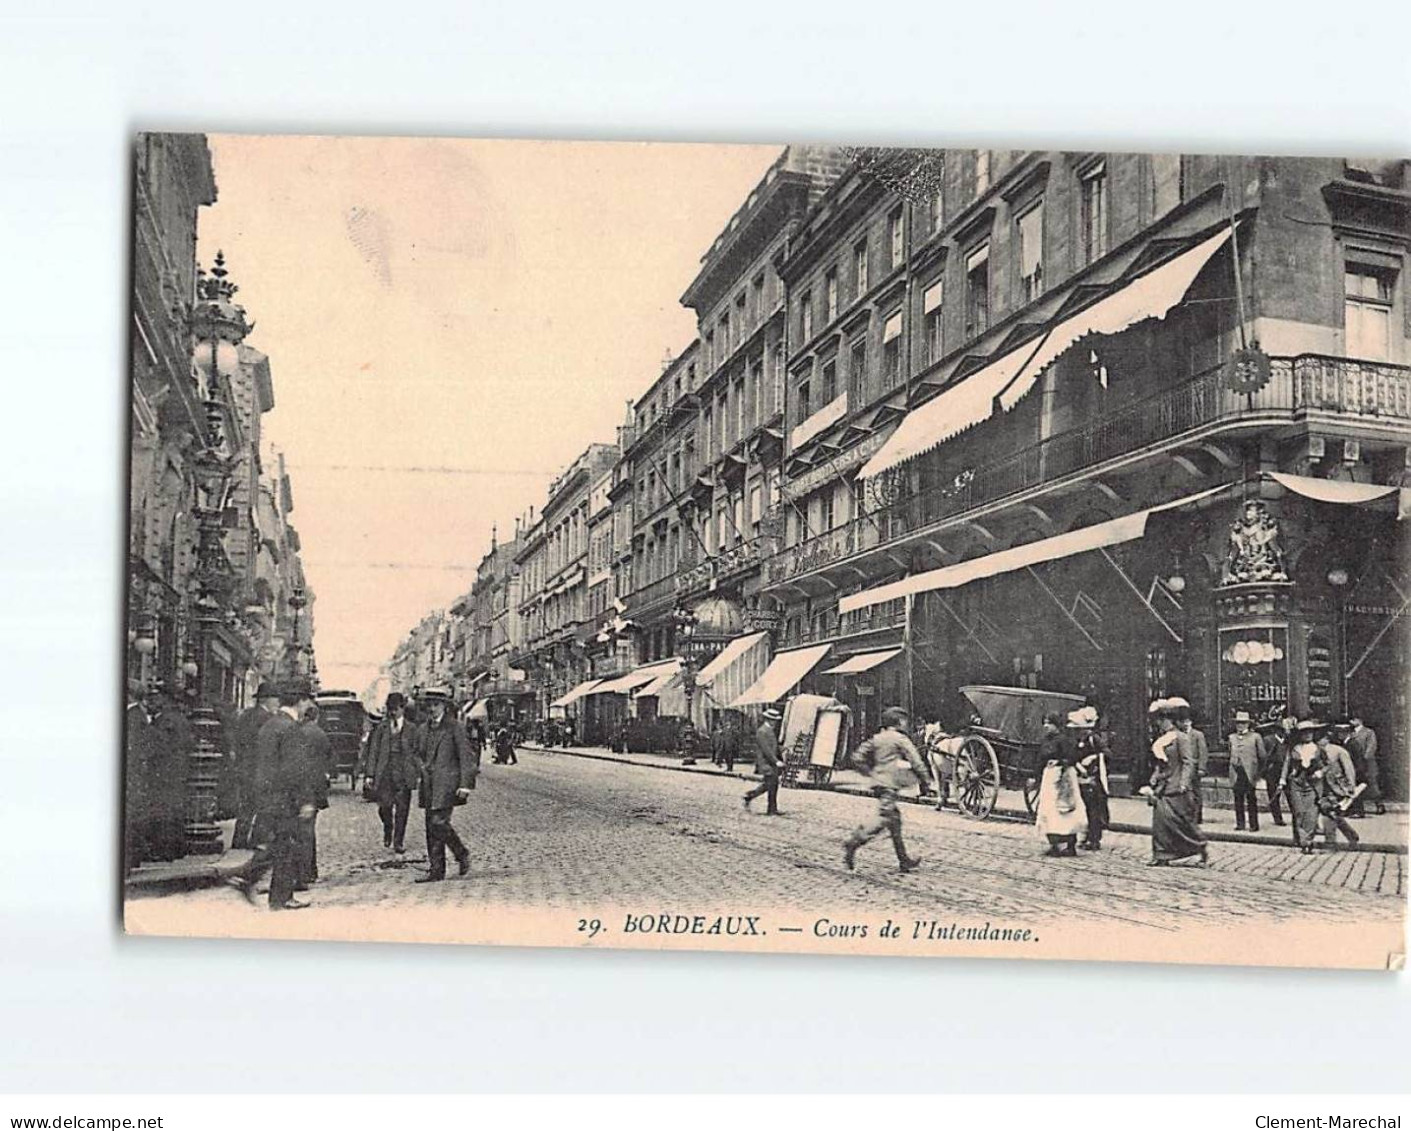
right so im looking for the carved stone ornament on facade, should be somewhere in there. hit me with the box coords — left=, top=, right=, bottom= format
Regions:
left=1219, top=498, right=1289, bottom=586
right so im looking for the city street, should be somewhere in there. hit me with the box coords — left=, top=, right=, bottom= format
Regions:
left=127, top=747, right=1406, bottom=963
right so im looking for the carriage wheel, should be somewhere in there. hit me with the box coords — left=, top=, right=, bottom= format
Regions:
left=1022, top=773, right=1041, bottom=816
left=954, top=736, right=1000, bottom=820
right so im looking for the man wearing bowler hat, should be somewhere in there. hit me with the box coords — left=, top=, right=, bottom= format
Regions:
left=366, top=691, right=418, bottom=853
left=1227, top=710, right=1262, bottom=832
left=743, top=707, right=784, bottom=815
left=415, top=686, right=478, bottom=882
left=231, top=679, right=281, bottom=850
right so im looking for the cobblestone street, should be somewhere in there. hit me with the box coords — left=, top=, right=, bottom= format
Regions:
left=129, top=748, right=1406, bottom=949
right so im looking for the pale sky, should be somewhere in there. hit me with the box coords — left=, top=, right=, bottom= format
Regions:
left=198, top=134, right=781, bottom=695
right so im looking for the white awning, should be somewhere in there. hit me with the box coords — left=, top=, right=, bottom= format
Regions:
left=821, top=648, right=903, bottom=675
left=551, top=678, right=603, bottom=708
left=859, top=228, right=1233, bottom=480
left=696, top=632, right=768, bottom=685
left=595, top=660, right=679, bottom=696
left=729, top=644, right=832, bottom=707
left=634, top=659, right=685, bottom=698
left=466, top=698, right=489, bottom=721
left=1270, top=472, right=1410, bottom=519
left=695, top=632, right=771, bottom=712
left=839, top=484, right=1231, bottom=614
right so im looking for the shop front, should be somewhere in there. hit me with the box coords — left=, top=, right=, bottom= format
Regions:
left=844, top=475, right=1408, bottom=800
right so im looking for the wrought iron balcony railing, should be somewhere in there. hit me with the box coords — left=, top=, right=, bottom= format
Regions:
left=765, top=353, right=1411, bottom=587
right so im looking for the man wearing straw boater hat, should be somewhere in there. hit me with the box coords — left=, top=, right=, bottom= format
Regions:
left=1227, top=710, right=1262, bottom=832
left=743, top=706, right=784, bottom=815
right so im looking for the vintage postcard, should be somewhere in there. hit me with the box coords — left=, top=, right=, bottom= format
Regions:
left=122, top=133, right=1409, bottom=969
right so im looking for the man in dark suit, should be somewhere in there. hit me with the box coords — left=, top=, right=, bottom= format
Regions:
left=366, top=691, right=418, bottom=852
left=130, top=683, right=193, bottom=863
left=1258, top=715, right=1293, bottom=827
left=1345, top=716, right=1385, bottom=817
left=297, top=701, right=333, bottom=886
left=742, top=707, right=783, bottom=815
left=230, top=680, right=280, bottom=849
left=241, top=680, right=322, bottom=910
left=416, top=687, right=478, bottom=882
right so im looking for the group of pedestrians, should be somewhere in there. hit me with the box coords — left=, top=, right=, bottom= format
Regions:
left=361, top=688, right=480, bottom=881
left=1033, top=705, right=1111, bottom=857
left=229, top=679, right=331, bottom=910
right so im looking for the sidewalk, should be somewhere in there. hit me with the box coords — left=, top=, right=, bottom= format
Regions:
left=124, top=821, right=253, bottom=892
left=524, top=742, right=1409, bottom=854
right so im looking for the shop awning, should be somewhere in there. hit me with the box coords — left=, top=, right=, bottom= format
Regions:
left=729, top=644, right=832, bottom=707
left=839, top=483, right=1231, bottom=614
left=465, top=698, right=489, bottom=720
left=634, top=659, right=685, bottom=698
left=550, top=678, right=603, bottom=708
left=859, top=228, right=1233, bottom=480
left=696, top=632, right=767, bottom=685
left=821, top=648, right=903, bottom=675
left=1270, top=472, right=1410, bottom=519
left=695, top=632, right=771, bottom=712
left=594, top=660, right=680, bottom=696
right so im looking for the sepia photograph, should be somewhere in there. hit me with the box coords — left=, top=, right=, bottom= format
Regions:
left=121, top=133, right=1410, bottom=970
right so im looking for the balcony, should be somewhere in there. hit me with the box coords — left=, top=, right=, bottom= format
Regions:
left=766, top=353, right=1411, bottom=588
left=674, top=531, right=779, bottom=598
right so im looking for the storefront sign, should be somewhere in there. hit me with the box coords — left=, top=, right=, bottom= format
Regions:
left=1218, top=625, right=1289, bottom=727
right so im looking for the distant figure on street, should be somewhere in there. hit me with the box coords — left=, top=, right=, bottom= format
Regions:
left=1072, top=706, right=1109, bottom=851
left=1143, top=699, right=1208, bottom=867
left=843, top=706, right=930, bottom=872
left=743, top=707, right=783, bottom=815
left=493, top=725, right=518, bottom=765
left=1226, top=710, right=1262, bottom=832
left=1345, top=715, right=1384, bottom=817
left=231, top=681, right=280, bottom=850
left=415, top=687, right=478, bottom=882
left=297, top=701, right=333, bottom=886
left=1034, top=712, right=1083, bottom=858
left=366, top=691, right=418, bottom=853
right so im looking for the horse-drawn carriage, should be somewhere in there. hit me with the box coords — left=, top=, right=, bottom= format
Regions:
left=927, top=684, right=1086, bottom=820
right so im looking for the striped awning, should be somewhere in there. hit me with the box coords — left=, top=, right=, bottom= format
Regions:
left=729, top=644, right=832, bottom=707
left=551, top=678, right=603, bottom=708
left=821, top=648, right=902, bottom=675
left=595, top=659, right=680, bottom=696
left=634, top=659, right=685, bottom=698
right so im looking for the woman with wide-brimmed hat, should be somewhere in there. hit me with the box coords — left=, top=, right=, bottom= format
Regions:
left=1144, top=699, right=1207, bottom=866
left=1280, top=719, right=1327, bottom=853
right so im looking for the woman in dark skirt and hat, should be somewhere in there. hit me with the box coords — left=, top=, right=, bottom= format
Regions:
left=1143, top=699, right=1207, bottom=866
left=1280, top=719, right=1326, bottom=853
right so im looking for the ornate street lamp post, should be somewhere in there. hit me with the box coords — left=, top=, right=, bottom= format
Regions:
left=287, top=585, right=308, bottom=678
left=673, top=605, right=701, bottom=765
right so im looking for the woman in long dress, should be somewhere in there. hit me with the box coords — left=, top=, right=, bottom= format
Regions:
left=1144, top=701, right=1207, bottom=866
left=1034, top=712, right=1084, bottom=857
left=1281, top=722, right=1324, bottom=853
